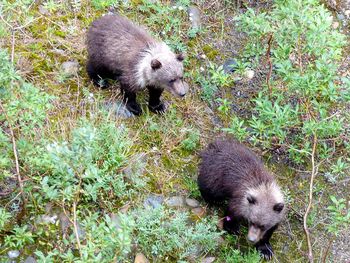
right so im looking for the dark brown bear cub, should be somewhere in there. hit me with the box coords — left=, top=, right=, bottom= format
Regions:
left=86, top=14, right=188, bottom=116
left=198, top=138, right=285, bottom=260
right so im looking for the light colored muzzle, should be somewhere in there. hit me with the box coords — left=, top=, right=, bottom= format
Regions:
left=247, top=225, right=263, bottom=244
left=172, top=80, right=189, bottom=97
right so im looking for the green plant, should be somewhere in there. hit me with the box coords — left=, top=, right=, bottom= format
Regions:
left=4, top=225, right=35, bottom=249
left=221, top=0, right=349, bottom=165
left=327, top=196, right=350, bottom=236
left=219, top=236, right=261, bottom=263
left=181, top=129, right=200, bottom=151
left=0, top=208, right=11, bottom=230
left=91, top=0, right=119, bottom=10
left=134, top=206, right=221, bottom=261
left=197, top=63, right=234, bottom=103
left=216, top=98, right=232, bottom=114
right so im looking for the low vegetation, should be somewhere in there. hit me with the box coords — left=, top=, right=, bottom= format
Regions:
left=0, top=0, right=349, bottom=262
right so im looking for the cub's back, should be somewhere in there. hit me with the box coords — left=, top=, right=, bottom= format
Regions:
left=87, top=15, right=155, bottom=69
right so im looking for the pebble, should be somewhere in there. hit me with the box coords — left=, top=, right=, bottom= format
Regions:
left=165, top=196, right=185, bottom=207
left=144, top=195, right=164, bottom=209
left=52, top=49, right=66, bottom=56
left=245, top=69, right=255, bottom=80
left=223, top=59, right=238, bottom=73
left=38, top=5, right=49, bottom=15
left=24, top=256, right=37, bottom=263
left=103, top=102, right=133, bottom=119
left=39, top=214, right=58, bottom=224
left=201, top=257, right=216, bottom=263
left=345, top=10, right=350, bottom=18
left=185, top=198, right=200, bottom=208
left=134, top=252, right=149, bottom=263
left=187, top=6, right=201, bottom=30
left=332, top=21, right=340, bottom=29
left=8, top=250, right=20, bottom=259
left=61, top=61, right=79, bottom=77
left=191, top=207, right=205, bottom=217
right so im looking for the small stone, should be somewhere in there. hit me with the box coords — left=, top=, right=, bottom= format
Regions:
left=345, top=10, right=350, bottom=18
left=217, top=219, right=224, bottom=230
left=24, top=256, right=37, bottom=263
left=201, top=257, right=216, bottom=263
left=58, top=212, right=71, bottom=234
left=40, top=214, right=58, bottom=224
left=104, top=102, right=133, bottom=119
left=166, top=196, right=185, bottom=207
left=8, top=250, right=20, bottom=259
left=144, top=195, right=164, bottom=209
left=38, top=5, right=49, bottom=15
left=245, top=69, right=255, bottom=80
left=185, top=198, right=200, bottom=208
left=223, top=59, right=238, bottom=73
left=61, top=61, right=79, bottom=77
left=134, top=252, right=149, bottom=263
left=191, top=207, right=205, bottom=217
left=52, top=49, right=66, bottom=56
left=332, top=21, right=340, bottom=29
left=337, top=13, right=345, bottom=21
left=187, top=6, right=201, bottom=30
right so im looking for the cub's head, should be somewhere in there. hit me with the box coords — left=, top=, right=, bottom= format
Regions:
left=139, top=43, right=189, bottom=97
left=242, top=182, right=285, bottom=244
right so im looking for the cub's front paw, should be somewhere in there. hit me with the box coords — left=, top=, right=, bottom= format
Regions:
left=256, top=243, right=274, bottom=260
left=149, top=102, right=166, bottom=114
left=126, top=101, right=142, bottom=116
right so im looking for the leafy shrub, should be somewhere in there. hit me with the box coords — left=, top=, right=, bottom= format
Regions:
left=134, top=206, right=221, bottom=261
left=40, top=118, right=146, bottom=204
left=326, top=196, right=350, bottom=236
left=222, top=0, right=349, bottom=166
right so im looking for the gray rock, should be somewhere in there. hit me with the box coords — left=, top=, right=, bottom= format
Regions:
left=191, top=207, right=205, bottom=217
left=134, top=252, right=149, bottom=263
left=59, top=212, right=71, bottom=234
left=337, top=13, right=345, bottom=21
left=38, top=214, right=58, bottom=224
left=8, top=250, right=20, bottom=259
left=185, top=198, right=200, bottom=208
left=61, top=61, right=79, bottom=77
left=166, top=196, right=185, bottom=207
left=223, top=59, right=238, bottom=73
left=188, top=6, right=201, bottom=30
left=104, top=102, right=134, bottom=119
left=201, top=257, right=216, bottom=263
left=24, top=256, right=37, bottom=263
left=38, top=5, right=49, bottom=15
left=144, top=195, right=164, bottom=209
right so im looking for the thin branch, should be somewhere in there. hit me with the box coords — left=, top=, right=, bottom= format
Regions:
left=73, top=201, right=82, bottom=257
left=0, top=102, right=25, bottom=204
left=303, top=134, right=318, bottom=263
left=62, top=204, right=82, bottom=257
left=265, top=33, right=273, bottom=95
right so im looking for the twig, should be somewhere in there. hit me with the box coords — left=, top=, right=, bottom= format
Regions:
left=303, top=134, right=318, bottom=263
left=11, top=30, right=15, bottom=63
left=73, top=201, right=82, bottom=257
left=0, top=102, right=25, bottom=204
left=321, top=237, right=333, bottom=263
left=62, top=203, right=82, bottom=257
left=265, top=33, right=273, bottom=95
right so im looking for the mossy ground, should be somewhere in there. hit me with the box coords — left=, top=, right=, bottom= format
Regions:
left=1, top=0, right=349, bottom=262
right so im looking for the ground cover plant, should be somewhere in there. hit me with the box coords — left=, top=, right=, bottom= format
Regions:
left=1, top=0, right=350, bottom=262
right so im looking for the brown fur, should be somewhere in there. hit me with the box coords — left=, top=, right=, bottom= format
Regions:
left=86, top=14, right=188, bottom=115
left=198, top=138, right=285, bottom=259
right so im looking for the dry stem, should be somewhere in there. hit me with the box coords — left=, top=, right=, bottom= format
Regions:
left=303, top=134, right=318, bottom=263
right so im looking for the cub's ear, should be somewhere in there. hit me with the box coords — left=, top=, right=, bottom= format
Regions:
left=176, top=53, right=185, bottom=61
left=273, top=203, right=284, bottom=213
left=247, top=195, right=256, bottom=205
left=151, top=59, right=162, bottom=70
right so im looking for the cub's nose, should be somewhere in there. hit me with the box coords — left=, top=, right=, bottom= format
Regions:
left=179, top=92, right=186, bottom=97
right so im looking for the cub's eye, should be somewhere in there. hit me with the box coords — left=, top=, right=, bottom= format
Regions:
left=259, top=225, right=265, bottom=231
left=169, top=79, right=176, bottom=84
left=180, top=77, right=184, bottom=80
